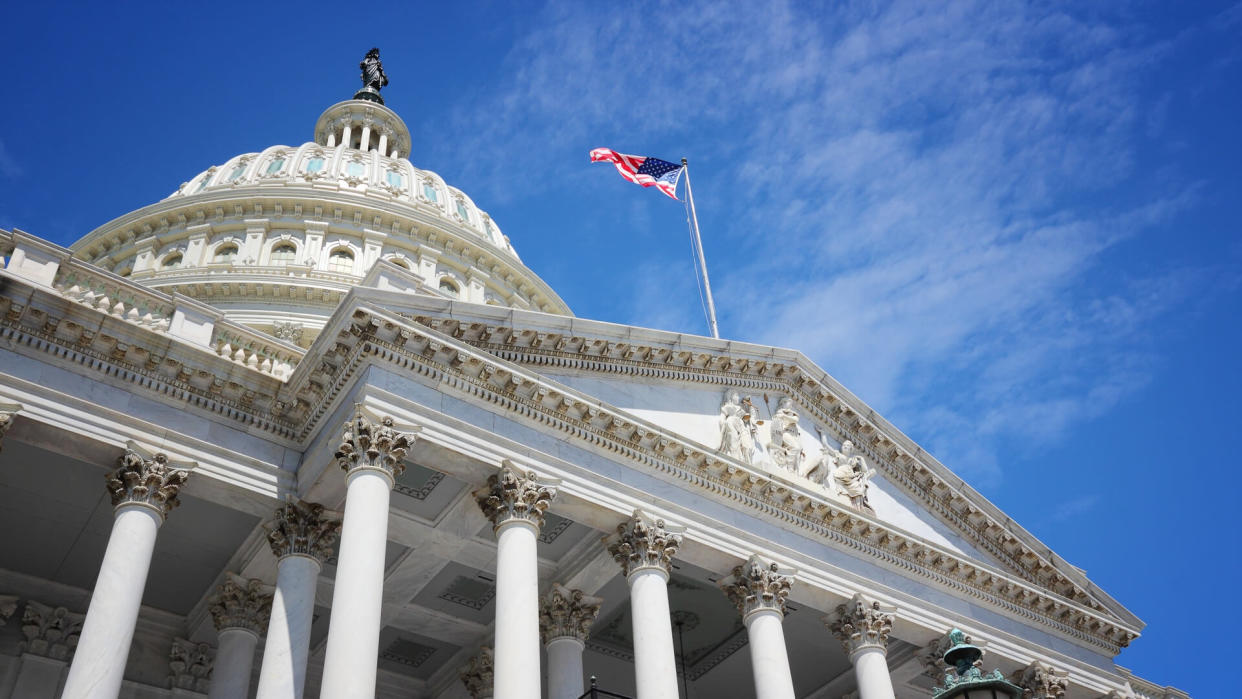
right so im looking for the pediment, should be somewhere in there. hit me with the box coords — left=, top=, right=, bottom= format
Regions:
left=332, top=290, right=1141, bottom=639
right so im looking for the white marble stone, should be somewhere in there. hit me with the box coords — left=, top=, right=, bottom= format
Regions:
left=207, top=628, right=258, bottom=699
left=256, top=555, right=321, bottom=699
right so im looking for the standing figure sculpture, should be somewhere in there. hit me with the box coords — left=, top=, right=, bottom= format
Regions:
left=767, top=397, right=804, bottom=473
left=830, top=440, right=876, bottom=513
left=719, top=389, right=760, bottom=465
left=360, top=48, right=388, bottom=91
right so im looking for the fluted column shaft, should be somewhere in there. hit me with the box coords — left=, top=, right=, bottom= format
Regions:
left=495, top=519, right=540, bottom=699
left=474, top=463, right=558, bottom=699
left=319, top=469, right=392, bottom=698
left=256, top=555, right=319, bottom=699
left=607, top=511, right=684, bottom=699
left=208, top=628, right=259, bottom=699
left=62, top=450, right=189, bottom=699
left=320, top=413, right=417, bottom=699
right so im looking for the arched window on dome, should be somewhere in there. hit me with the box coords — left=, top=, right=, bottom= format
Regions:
left=212, top=244, right=239, bottom=264
left=439, top=278, right=460, bottom=299
left=265, top=158, right=286, bottom=175
left=455, top=200, right=470, bottom=221
left=422, top=182, right=438, bottom=202
left=270, top=243, right=297, bottom=265
left=162, top=253, right=183, bottom=269
left=327, top=248, right=355, bottom=274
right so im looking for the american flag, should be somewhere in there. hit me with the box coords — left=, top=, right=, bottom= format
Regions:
left=589, top=148, right=684, bottom=200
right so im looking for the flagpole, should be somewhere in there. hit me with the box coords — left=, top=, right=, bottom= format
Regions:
left=681, top=158, right=720, bottom=339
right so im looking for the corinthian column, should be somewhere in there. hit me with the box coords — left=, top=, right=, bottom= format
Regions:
left=540, top=583, right=603, bottom=699
left=720, top=556, right=796, bottom=699
left=826, top=594, right=896, bottom=699
left=320, top=412, right=417, bottom=699
left=1014, top=660, right=1069, bottom=699
left=256, top=498, right=340, bottom=699
left=606, top=510, right=684, bottom=699
left=62, top=448, right=190, bottom=699
left=474, top=463, right=558, bottom=699
left=207, top=576, right=271, bottom=699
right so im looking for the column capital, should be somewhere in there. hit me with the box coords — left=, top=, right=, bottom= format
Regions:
left=0, top=594, right=16, bottom=625
left=540, top=583, right=603, bottom=643
left=19, top=600, right=84, bottom=660
left=459, top=646, right=494, bottom=699
left=0, top=401, right=21, bottom=452
left=265, top=497, right=340, bottom=563
left=107, top=446, right=191, bottom=518
left=719, top=554, right=794, bottom=619
left=606, top=509, right=684, bottom=577
left=1014, top=660, right=1069, bottom=699
left=473, top=462, right=557, bottom=532
left=334, top=410, right=419, bottom=482
left=168, top=637, right=215, bottom=692
left=826, top=593, right=894, bottom=657
left=209, top=576, right=272, bottom=636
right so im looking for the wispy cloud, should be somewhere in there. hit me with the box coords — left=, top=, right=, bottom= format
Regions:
left=430, top=1, right=1210, bottom=486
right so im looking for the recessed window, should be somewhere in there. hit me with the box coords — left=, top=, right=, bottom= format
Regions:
left=270, top=243, right=296, bottom=264
left=307, top=157, right=324, bottom=173
left=347, top=161, right=365, bottom=177
left=389, top=257, right=410, bottom=270
left=227, top=166, right=246, bottom=182
left=162, top=254, right=183, bottom=269
left=196, top=176, right=212, bottom=192
left=327, top=248, right=355, bottom=274
left=386, top=171, right=403, bottom=188
left=439, top=279, right=460, bottom=298
left=423, top=183, right=438, bottom=202
left=456, top=200, right=469, bottom=220
left=266, top=158, right=285, bottom=175
left=212, top=244, right=239, bottom=264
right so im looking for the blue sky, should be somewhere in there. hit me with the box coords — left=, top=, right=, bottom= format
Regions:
left=2, top=2, right=1239, bottom=694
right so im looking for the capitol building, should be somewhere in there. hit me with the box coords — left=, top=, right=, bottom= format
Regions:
left=0, top=54, right=1188, bottom=699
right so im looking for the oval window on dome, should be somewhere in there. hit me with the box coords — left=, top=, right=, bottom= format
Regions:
left=327, top=248, right=354, bottom=274
left=439, top=278, right=460, bottom=298
left=266, top=158, right=285, bottom=175
left=212, top=244, right=239, bottom=264
left=423, top=182, right=438, bottom=202
left=306, top=157, right=324, bottom=174
left=162, top=253, right=183, bottom=269
left=270, top=243, right=296, bottom=265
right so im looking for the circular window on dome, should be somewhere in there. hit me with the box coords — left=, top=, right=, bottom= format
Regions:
left=162, top=253, right=183, bottom=269
left=270, top=243, right=297, bottom=265
left=212, top=244, right=239, bottom=264
left=439, top=278, right=460, bottom=298
left=327, top=248, right=355, bottom=274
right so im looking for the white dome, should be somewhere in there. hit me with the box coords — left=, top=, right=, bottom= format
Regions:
left=69, top=98, right=571, bottom=346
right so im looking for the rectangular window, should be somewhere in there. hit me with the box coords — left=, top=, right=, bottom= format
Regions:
left=423, top=183, right=438, bottom=202
left=347, top=162, right=365, bottom=177
left=386, top=171, right=403, bottom=188
left=266, top=159, right=285, bottom=174
left=227, top=166, right=245, bottom=181
left=307, top=158, right=324, bottom=173
left=456, top=201, right=469, bottom=220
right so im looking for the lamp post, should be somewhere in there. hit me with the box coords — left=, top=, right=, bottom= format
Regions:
left=931, top=629, right=1023, bottom=699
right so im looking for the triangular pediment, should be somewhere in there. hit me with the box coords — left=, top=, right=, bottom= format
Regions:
left=314, top=283, right=1141, bottom=646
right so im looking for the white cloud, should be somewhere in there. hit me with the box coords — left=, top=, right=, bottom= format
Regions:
left=430, top=1, right=1206, bottom=486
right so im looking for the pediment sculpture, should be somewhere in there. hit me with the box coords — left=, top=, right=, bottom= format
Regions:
left=826, top=440, right=875, bottom=514
left=718, top=388, right=761, bottom=465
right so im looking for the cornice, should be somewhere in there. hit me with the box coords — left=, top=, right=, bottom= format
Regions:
left=286, top=301, right=1140, bottom=654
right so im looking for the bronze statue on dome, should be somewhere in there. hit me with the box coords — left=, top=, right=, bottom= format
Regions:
left=355, top=48, right=389, bottom=104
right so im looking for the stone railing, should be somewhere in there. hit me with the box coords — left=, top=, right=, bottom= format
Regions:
left=2, top=229, right=303, bottom=381
left=211, top=323, right=301, bottom=380
left=54, top=260, right=176, bottom=333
